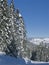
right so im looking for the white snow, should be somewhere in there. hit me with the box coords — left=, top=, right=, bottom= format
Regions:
left=0, top=52, right=49, bottom=65
left=19, top=13, right=22, bottom=17
left=31, top=60, right=49, bottom=64
left=0, top=52, right=5, bottom=55
left=1, top=0, right=3, bottom=2
left=23, top=57, right=49, bottom=64
left=23, top=57, right=30, bottom=64
left=30, top=38, right=49, bottom=45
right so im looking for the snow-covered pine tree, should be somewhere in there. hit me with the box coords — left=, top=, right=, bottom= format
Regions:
left=16, top=9, right=27, bottom=57
left=5, top=0, right=18, bottom=57
left=0, top=0, right=3, bottom=51
left=0, top=0, right=27, bottom=58
left=0, top=0, right=10, bottom=52
left=0, top=0, right=18, bottom=58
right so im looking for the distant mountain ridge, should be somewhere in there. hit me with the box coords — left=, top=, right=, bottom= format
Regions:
left=28, top=38, right=49, bottom=45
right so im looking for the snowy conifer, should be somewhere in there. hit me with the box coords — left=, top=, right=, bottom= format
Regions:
left=16, top=9, right=27, bottom=57
left=0, top=0, right=18, bottom=57
left=0, top=0, right=27, bottom=58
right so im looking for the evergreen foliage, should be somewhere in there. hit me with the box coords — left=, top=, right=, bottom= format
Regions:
left=0, top=0, right=27, bottom=58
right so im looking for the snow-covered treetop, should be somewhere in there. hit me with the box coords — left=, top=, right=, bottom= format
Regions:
left=19, top=13, right=22, bottom=17
left=16, top=9, right=22, bottom=18
left=1, top=0, right=3, bottom=1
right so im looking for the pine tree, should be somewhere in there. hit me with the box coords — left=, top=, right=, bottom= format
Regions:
left=16, top=9, right=27, bottom=57
left=0, top=0, right=18, bottom=58
left=5, top=0, right=18, bottom=57
left=0, top=0, right=10, bottom=51
left=0, top=0, right=27, bottom=58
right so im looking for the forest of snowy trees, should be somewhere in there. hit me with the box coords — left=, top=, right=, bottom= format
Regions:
left=30, top=42, right=49, bottom=62
left=0, top=0, right=49, bottom=62
left=0, top=0, right=27, bottom=58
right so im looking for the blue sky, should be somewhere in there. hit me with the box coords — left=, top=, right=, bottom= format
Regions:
left=8, top=0, right=49, bottom=38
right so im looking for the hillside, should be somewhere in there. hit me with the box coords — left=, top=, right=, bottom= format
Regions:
left=0, top=52, right=49, bottom=65
left=29, top=38, right=49, bottom=45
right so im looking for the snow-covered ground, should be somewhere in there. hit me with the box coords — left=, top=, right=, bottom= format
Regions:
left=0, top=52, right=49, bottom=65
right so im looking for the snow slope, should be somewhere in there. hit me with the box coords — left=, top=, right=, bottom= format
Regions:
left=0, top=52, right=49, bottom=65
left=0, top=54, right=26, bottom=65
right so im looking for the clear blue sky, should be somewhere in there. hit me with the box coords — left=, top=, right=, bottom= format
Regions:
left=8, top=0, right=49, bottom=38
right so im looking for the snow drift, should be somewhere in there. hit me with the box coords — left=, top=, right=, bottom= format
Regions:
left=0, top=52, right=49, bottom=65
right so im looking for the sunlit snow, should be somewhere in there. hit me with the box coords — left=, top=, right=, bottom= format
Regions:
left=0, top=52, right=49, bottom=65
